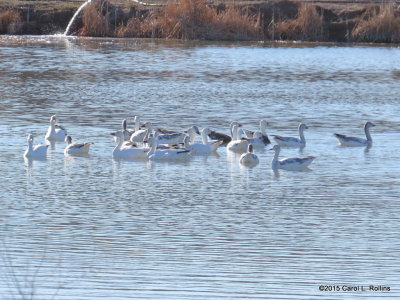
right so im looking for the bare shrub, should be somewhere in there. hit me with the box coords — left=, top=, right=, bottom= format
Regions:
left=352, top=4, right=400, bottom=43
left=117, top=0, right=261, bottom=41
left=0, top=10, right=23, bottom=34
left=81, top=0, right=111, bottom=36
left=273, top=4, right=324, bottom=41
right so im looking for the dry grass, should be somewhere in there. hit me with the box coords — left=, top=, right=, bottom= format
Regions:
left=117, top=0, right=261, bottom=40
left=352, top=3, right=400, bottom=43
left=0, top=10, right=23, bottom=34
left=81, top=0, right=111, bottom=36
left=273, top=3, right=324, bottom=41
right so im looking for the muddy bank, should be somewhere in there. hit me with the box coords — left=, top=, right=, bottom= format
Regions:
left=1, top=0, right=399, bottom=43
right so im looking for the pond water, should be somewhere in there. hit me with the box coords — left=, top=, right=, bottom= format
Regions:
left=0, top=36, right=399, bottom=299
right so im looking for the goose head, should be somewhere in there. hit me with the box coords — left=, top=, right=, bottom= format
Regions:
left=260, top=120, right=268, bottom=129
left=365, top=121, right=375, bottom=129
left=27, top=134, right=34, bottom=143
left=65, top=135, right=72, bottom=144
left=50, top=115, right=57, bottom=124
left=270, top=144, right=281, bottom=152
left=122, top=119, right=127, bottom=130
left=299, top=123, right=309, bottom=131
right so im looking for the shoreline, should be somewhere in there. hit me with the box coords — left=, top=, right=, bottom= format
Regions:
left=1, top=0, right=400, bottom=43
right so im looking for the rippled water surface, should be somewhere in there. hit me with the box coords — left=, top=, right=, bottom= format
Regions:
left=1, top=36, right=399, bottom=299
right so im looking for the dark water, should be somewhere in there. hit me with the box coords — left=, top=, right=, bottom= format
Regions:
left=0, top=36, right=399, bottom=299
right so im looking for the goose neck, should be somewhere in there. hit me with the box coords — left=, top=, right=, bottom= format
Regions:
left=201, top=129, right=208, bottom=145
left=365, top=126, right=372, bottom=142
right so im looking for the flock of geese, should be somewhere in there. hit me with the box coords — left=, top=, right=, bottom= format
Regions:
left=24, top=115, right=376, bottom=171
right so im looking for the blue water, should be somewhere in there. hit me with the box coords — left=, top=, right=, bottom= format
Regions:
left=0, top=36, right=399, bottom=299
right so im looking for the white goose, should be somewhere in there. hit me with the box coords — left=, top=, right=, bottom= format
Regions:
left=272, top=123, right=308, bottom=147
left=113, top=131, right=149, bottom=159
left=147, top=137, right=191, bottom=161
left=184, top=128, right=222, bottom=155
left=270, top=145, right=315, bottom=170
left=130, top=122, right=152, bottom=144
left=45, top=115, right=67, bottom=142
left=334, top=122, right=375, bottom=146
left=240, top=144, right=259, bottom=167
left=64, top=135, right=93, bottom=155
left=227, top=125, right=248, bottom=153
left=24, top=134, right=49, bottom=158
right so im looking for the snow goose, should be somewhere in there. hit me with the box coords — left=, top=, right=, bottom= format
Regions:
left=272, top=123, right=308, bottom=147
left=113, top=131, right=149, bottom=159
left=334, top=121, right=375, bottom=146
left=240, top=144, right=259, bottom=167
left=130, top=122, right=152, bottom=144
left=270, top=145, right=315, bottom=170
left=227, top=125, right=248, bottom=153
left=24, top=134, right=49, bottom=158
left=45, top=115, right=67, bottom=142
left=184, top=128, right=222, bottom=155
left=64, top=135, right=93, bottom=155
left=147, top=137, right=191, bottom=161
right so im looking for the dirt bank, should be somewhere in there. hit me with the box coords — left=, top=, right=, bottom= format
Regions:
left=1, top=0, right=399, bottom=43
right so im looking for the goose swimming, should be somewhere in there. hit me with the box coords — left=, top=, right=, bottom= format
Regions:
left=24, top=134, right=49, bottom=158
left=270, top=145, right=315, bottom=170
left=130, top=122, right=152, bottom=144
left=146, top=137, right=191, bottom=161
left=334, top=122, right=375, bottom=146
left=45, top=115, right=67, bottom=141
left=240, top=144, right=259, bottom=167
left=64, top=135, right=93, bottom=155
left=272, top=123, right=308, bottom=147
left=184, top=128, right=222, bottom=155
left=113, top=131, right=149, bottom=159
left=227, top=125, right=248, bottom=153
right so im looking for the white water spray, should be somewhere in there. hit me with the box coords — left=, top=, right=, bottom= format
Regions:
left=64, top=0, right=92, bottom=36
left=64, top=0, right=161, bottom=36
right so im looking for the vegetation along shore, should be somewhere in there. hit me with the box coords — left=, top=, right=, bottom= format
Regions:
left=1, top=0, right=400, bottom=43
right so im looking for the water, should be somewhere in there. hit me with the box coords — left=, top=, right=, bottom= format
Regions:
left=64, top=0, right=92, bottom=36
left=0, top=36, right=399, bottom=299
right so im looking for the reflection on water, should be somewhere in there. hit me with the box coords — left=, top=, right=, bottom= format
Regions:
left=1, top=36, right=400, bottom=299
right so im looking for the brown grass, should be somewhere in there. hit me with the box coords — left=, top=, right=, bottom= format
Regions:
left=81, top=0, right=111, bottom=36
left=0, top=10, right=22, bottom=34
left=117, top=0, right=261, bottom=40
left=352, top=4, right=400, bottom=43
left=273, top=3, right=324, bottom=41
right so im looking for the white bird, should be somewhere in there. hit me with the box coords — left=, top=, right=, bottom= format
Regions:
left=242, top=120, right=270, bottom=144
left=130, top=122, right=152, bottom=144
left=272, top=123, right=308, bottom=147
left=227, top=125, right=248, bottom=153
left=240, top=144, right=259, bottom=167
left=147, top=137, right=191, bottom=161
left=113, top=131, right=149, bottom=159
left=334, top=122, right=375, bottom=146
left=45, top=115, right=67, bottom=142
left=270, top=145, right=315, bottom=170
left=64, top=135, right=93, bottom=155
left=24, top=134, right=48, bottom=158
left=184, top=128, right=222, bottom=155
